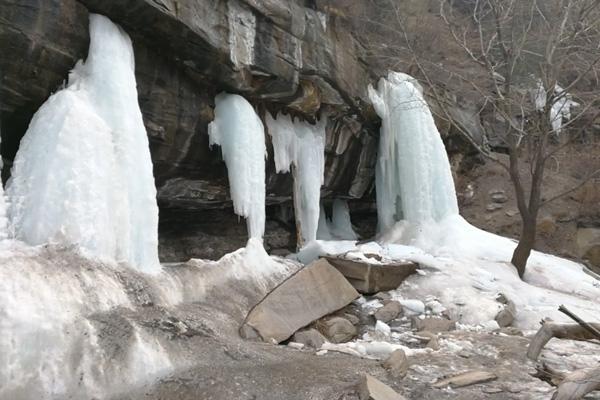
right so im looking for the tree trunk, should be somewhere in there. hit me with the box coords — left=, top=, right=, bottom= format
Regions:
left=511, top=217, right=536, bottom=278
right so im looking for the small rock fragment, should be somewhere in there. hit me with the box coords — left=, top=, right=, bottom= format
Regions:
left=344, top=313, right=361, bottom=325
left=494, top=295, right=516, bottom=327
left=358, top=374, right=407, bottom=400
left=292, top=328, right=327, bottom=349
left=375, top=301, right=402, bottom=322
left=318, top=317, right=357, bottom=343
left=411, top=317, right=456, bottom=333
left=382, top=349, right=409, bottom=378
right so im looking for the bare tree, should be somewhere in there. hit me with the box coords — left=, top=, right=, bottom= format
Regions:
left=358, top=0, right=600, bottom=278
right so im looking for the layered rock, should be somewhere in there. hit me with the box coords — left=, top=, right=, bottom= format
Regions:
left=0, top=0, right=379, bottom=258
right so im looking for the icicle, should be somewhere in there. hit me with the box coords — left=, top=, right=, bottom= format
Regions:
left=6, top=14, right=160, bottom=273
left=329, top=199, right=358, bottom=240
left=208, top=93, right=266, bottom=240
left=368, top=72, right=458, bottom=231
left=266, top=113, right=326, bottom=243
left=316, top=204, right=333, bottom=240
left=0, top=134, right=6, bottom=241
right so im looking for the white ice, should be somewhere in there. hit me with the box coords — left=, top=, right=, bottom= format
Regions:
left=208, top=93, right=266, bottom=240
left=0, top=136, right=7, bottom=241
left=368, top=72, right=458, bottom=232
left=317, top=199, right=358, bottom=240
left=6, top=14, right=160, bottom=273
left=266, top=112, right=327, bottom=243
left=532, top=80, right=579, bottom=135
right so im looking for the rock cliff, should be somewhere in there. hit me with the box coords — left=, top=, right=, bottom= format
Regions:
left=0, top=0, right=380, bottom=258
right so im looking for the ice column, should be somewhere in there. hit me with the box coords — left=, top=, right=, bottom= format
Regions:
left=266, top=113, right=327, bottom=244
left=208, top=93, right=266, bottom=240
left=6, top=14, right=160, bottom=272
left=368, top=72, right=458, bottom=231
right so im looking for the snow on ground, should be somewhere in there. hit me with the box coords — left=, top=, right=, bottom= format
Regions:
left=297, top=214, right=600, bottom=331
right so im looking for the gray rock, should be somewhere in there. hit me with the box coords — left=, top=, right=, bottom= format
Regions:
left=489, top=189, right=508, bottom=203
left=292, top=328, right=327, bottom=349
left=358, top=374, right=407, bottom=400
left=411, top=317, right=456, bottom=333
left=382, top=349, right=409, bottom=378
left=241, top=259, right=359, bottom=343
left=495, top=300, right=517, bottom=328
left=374, top=301, right=403, bottom=323
left=318, top=317, right=357, bottom=344
left=344, top=313, right=361, bottom=326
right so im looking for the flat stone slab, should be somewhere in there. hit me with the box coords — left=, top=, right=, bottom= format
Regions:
left=323, top=256, right=418, bottom=294
left=432, top=370, right=498, bottom=388
left=241, top=259, right=359, bottom=343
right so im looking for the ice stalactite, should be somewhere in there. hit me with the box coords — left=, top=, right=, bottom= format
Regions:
left=266, top=112, right=327, bottom=244
left=368, top=72, right=458, bottom=232
left=208, top=93, right=266, bottom=240
left=6, top=14, right=160, bottom=273
left=316, top=200, right=358, bottom=240
left=0, top=136, right=7, bottom=241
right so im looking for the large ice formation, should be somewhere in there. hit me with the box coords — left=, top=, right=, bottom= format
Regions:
left=532, top=79, right=578, bottom=135
left=208, top=93, right=266, bottom=240
left=266, top=112, right=327, bottom=243
left=6, top=14, right=160, bottom=273
left=368, top=72, right=458, bottom=232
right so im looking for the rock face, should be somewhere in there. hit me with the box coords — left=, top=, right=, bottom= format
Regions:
left=240, top=259, right=359, bottom=343
left=0, top=0, right=378, bottom=259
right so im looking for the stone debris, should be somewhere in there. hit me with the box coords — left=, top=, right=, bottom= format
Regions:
left=358, top=374, right=407, bottom=400
left=318, top=316, right=357, bottom=343
left=432, top=370, right=498, bottom=388
left=411, top=317, right=456, bottom=333
left=241, top=259, right=359, bottom=343
left=292, top=328, right=328, bottom=349
left=374, top=301, right=403, bottom=323
left=382, top=349, right=409, bottom=378
left=287, top=342, right=305, bottom=350
left=489, top=189, right=508, bottom=203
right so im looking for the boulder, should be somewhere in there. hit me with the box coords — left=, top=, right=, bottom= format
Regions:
left=382, top=349, right=409, bottom=379
left=324, top=256, right=418, bottom=294
left=489, top=189, right=508, bottom=203
left=577, top=227, right=600, bottom=267
left=374, top=301, right=403, bottom=323
left=318, top=317, right=357, bottom=344
left=411, top=317, right=456, bottom=333
left=291, top=328, right=327, bottom=349
left=358, top=374, right=407, bottom=400
left=495, top=300, right=517, bottom=328
left=241, top=259, right=359, bottom=343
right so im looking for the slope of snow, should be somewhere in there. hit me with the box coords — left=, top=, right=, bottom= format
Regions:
left=266, top=112, right=327, bottom=243
left=6, top=14, right=160, bottom=273
left=208, top=93, right=266, bottom=240
left=368, top=72, right=458, bottom=232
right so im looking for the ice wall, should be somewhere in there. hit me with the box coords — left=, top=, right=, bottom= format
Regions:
left=0, top=136, right=6, bottom=241
left=266, top=113, right=327, bottom=243
left=531, top=80, right=578, bottom=135
left=6, top=14, right=160, bottom=273
left=208, top=93, right=266, bottom=240
left=368, top=72, right=458, bottom=231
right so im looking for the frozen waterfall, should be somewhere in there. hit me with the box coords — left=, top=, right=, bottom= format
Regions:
left=368, top=72, right=458, bottom=232
left=208, top=93, right=266, bottom=240
left=6, top=14, right=160, bottom=273
left=0, top=138, right=6, bottom=241
left=266, top=112, right=327, bottom=244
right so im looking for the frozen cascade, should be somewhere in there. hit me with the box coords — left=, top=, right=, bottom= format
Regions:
left=208, top=93, right=266, bottom=240
left=368, top=72, right=458, bottom=231
left=532, top=80, right=578, bottom=135
left=266, top=112, right=326, bottom=243
left=6, top=14, right=160, bottom=272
